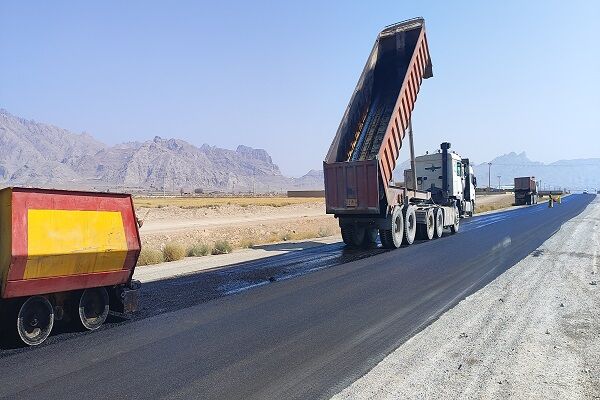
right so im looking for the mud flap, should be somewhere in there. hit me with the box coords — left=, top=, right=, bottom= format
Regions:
left=109, top=280, right=141, bottom=314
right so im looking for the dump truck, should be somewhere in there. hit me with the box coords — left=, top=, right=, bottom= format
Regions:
left=514, top=177, right=538, bottom=205
left=324, top=18, right=473, bottom=249
left=0, top=187, right=141, bottom=345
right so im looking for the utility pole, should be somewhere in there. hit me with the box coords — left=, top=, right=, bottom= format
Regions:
left=487, top=162, right=492, bottom=193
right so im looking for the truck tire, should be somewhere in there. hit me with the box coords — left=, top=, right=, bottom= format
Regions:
left=469, top=201, right=475, bottom=217
left=341, top=225, right=366, bottom=248
left=417, top=209, right=435, bottom=240
left=363, top=228, right=379, bottom=247
left=379, top=206, right=403, bottom=249
left=434, top=208, right=444, bottom=238
left=17, top=296, right=54, bottom=346
left=77, top=287, right=110, bottom=331
left=403, top=205, right=417, bottom=245
left=450, top=208, right=460, bottom=234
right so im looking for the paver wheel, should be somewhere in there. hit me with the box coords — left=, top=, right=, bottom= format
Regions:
left=77, top=287, right=109, bottom=331
left=403, top=205, right=417, bottom=245
left=434, top=207, right=444, bottom=238
left=379, top=206, right=404, bottom=249
left=341, top=225, right=366, bottom=248
left=17, top=296, right=54, bottom=346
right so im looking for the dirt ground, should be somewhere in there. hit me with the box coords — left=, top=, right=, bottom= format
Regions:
left=332, top=197, right=600, bottom=400
left=135, top=198, right=338, bottom=251
left=476, top=193, right=515, bottom=213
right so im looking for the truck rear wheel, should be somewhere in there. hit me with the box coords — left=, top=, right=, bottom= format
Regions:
left=17, top=296, right=54, bottom=346
left=379, top=206, right=403, bottom=249
left=363, top=228, right=379, bottom=247
left=450, top=209, right=460, bottom=234
left=434, top=208, right=444, bottom=238
left=420, top=209, right=435, bottom=240
left=341, top=225, right=366, bottom=248
left=77, top=287, right=110, bottom=331
left=403, top=205, right=417, bottom=245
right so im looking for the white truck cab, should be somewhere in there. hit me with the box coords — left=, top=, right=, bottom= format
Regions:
left=405, top=143, right=476, bottom=217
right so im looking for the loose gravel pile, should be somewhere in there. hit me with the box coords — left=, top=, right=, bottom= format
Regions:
left=333, top=197, right=600, bottom=400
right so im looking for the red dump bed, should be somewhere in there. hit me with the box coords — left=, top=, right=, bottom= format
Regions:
left=324, top=18, right=433, bottom=214
left=514, top=177, right=537, bottom=192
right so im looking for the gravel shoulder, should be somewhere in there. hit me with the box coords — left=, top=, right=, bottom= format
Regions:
left=332, top=197, right=600, bottom=400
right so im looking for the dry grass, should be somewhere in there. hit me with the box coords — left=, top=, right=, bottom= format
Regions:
left=187, top=243, right=211, bottom=257
left=163, top=242, right=187, bottom=262
left=475, top=195, right=515, bottom=214
left=137, top=248, right=164, bottom=266
left=133, top=196, right=324, bottom=209
left=212, top=240, right=233, bottom=255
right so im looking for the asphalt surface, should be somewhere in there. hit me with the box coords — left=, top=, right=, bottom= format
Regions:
left=0, top=194, right=594, bottom=400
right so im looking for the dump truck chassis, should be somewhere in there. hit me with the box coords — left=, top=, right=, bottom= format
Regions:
left=338, top=201, right=459, bottom=249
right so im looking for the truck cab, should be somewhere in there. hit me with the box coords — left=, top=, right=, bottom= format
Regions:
left=406, top=143, right=476, bottom=217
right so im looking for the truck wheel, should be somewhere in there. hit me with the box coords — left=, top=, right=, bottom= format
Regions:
left=469, top=201, right=475, bottom=217
left=403, top=205, right=417, bottom=245
left=363, top=228, right=378, bottom=247
left=77, top=287, right=110, bottom=331
left=379, top=206, right=403, bottom=249
left=434, top=208, right=444, bottom=238
left=423, top=209, right=435, bottom=240
left=341, top=225, right=366, bottom=248
left=17, top=296, right=54, bottom=346
left=450, top=211, right=460, bottom=234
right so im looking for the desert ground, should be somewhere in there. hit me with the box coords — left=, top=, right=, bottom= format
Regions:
left=134, top=194, right=521, bottom=265
left=135, top=197, right=337, bottom=257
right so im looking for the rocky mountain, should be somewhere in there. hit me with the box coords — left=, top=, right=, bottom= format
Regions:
left=0, top=109, right=321, bottom=192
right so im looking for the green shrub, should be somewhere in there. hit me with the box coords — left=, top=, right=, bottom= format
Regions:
left=137, top=248, right=164, bottom=266
left=212, top=240, right=232, bottom=255
left=163, top=242, right=187, bottom=262
left=188, top=243, right=211, bottom=257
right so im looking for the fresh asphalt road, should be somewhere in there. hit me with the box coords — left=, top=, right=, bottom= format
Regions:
left=0, top=194, right=594, bottom=400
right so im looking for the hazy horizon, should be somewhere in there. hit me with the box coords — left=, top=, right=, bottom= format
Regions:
left=1, top=1, right=598, bottom=176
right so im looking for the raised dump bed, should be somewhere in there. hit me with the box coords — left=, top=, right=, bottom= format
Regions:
left=0, top=187, right=141, bottom=345
left=324, top=18, right=433, bottom=215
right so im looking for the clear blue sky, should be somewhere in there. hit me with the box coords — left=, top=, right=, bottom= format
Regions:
left=1, top=1, right=598, bottom=176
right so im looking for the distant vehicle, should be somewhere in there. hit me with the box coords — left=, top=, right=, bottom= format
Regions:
left=323, top=18, right=473, bottom=249
left=514, top=177, right=538, bottom=205
left=0, top=187, right=141, bottom=346
left=583, top=190, right=588, bottom=194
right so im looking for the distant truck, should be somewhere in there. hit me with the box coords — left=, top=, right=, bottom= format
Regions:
left=514, top=177, right=538, bottom=205
left=0, top=187, right=141, bottom=345
left=323, top=18, right=474, bottom=249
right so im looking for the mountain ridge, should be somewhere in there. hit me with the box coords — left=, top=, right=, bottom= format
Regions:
left=0, top=109, right=319, bottom=192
